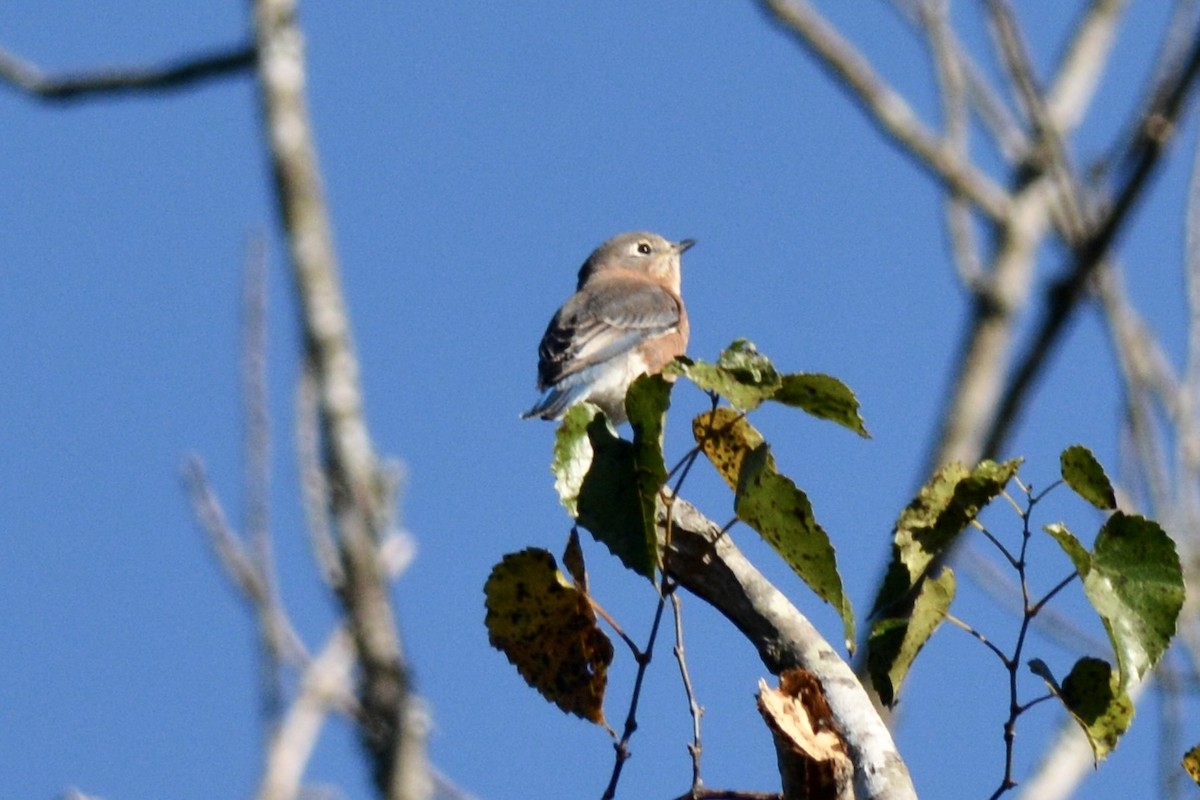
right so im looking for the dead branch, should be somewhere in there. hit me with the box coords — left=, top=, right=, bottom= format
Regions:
left=757, top=0, right=1014, bottom=222
left=0, top=42, right=254, bottom=101
left=250, top=0, right=428, bottom=795
left=663, top=498, right=917, bottom=800
left=983, top=24, right=1200, bottom=458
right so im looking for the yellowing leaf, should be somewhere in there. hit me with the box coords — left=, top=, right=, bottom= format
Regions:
left=484, top=548, right=613, bottom=725
left=1182, top=744, right=1200, bottom=785
left=692, top=408, right=766, bottom=491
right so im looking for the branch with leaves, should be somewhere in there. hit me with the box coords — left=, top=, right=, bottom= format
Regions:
left=491, top=340, right=1185, bottom=798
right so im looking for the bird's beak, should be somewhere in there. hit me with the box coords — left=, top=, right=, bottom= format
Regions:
left=675, top=238, right=696, bottom=254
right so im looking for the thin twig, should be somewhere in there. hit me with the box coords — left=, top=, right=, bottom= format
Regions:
left=1029, top=573, right=1078, bottom=616
left=672, top=593, right=705, bottom=794
left=757, top=0, right=1014, bottom=221
left=0, top=42, right=254, bottom=101
left=983, top=23, right=1200, bottom=457
left=959, top=544, right=1106, bottom=656
left=946, top=613, right=1010, bottom=666
left=976, top=521, right=1020, bottom=569
left=888, top=0, right=1028, bottom=160
left=916, top=0, right=987, bottom=289
left=601, top=588, right=672, bottom=800
left=590, top=597, right=643, bottom=660
left=182, top=458, right=308, bottom=667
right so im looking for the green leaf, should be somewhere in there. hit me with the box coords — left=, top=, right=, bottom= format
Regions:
left=735, top=442, right=855, bottom=651
left=1043, top=522, right=1090, bottom=573
left=872, top=458, right=1022, bottom=616
left=1060, top=445, right=1117, bottom=510
left=551, top=404, right=601, bottom=517
left=1027, top=658, right=1057, bottom=687
left=771, top=373, right=869, bottom=438
left=1045, top=513, right=1184, bottom=688
left=674, top=339, right=782, bottom=411
left=576, top=415, right=657, bottom=580
left=562, top=528, right=588, bottom=594
left=1030, top=657, right=1133, bottom=763
left=868, top=567, right=955, bottom=707
left=484, top=548, right=614, bottom=725
left=692, top=408, right=766, bottom=491
left=627, top=373, right=673, bottom=575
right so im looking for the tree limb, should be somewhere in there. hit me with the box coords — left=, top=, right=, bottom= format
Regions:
left=250, top=0, right=429, bottom=796
left=0, top=42, right=254, bottom=101
left=663, top=498, right=917, bottom=800
left=982, top=24, right=1200, bottom=458
left=756, top=0, right=1014, bottom=222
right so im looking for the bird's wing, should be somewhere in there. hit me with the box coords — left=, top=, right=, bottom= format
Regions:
left=536, top=279, right=682, bottom=388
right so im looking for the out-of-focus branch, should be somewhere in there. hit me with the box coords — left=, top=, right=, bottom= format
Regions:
left=888, top=0, right=1028, bottom=161
left=927, top=7, right=1180, bottom=471
left=1044, top=0, right=1127, bottom=133
left=0, top=42, right=254, bottom=101
left=250, top=0, right=428, bottom=797
left=258, top=628, right=357, bottom=800
left=985, top=0, right=1090, bottom=242
left=297, top=363, right=345, bottom=588
left=982, top=25, right=1200, bottom=458
left=916, top=0, right=986, bottom=290
left=757, top=0, right=1014, bottom=222
left=182, top=457, right=309, bottom=668
left=663, top=498, right=917, bottom=800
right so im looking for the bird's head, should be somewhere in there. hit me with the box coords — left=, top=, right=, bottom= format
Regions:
left=576, top=231, right=695, bottom=292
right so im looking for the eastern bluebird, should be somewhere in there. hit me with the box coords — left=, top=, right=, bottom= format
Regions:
left=523, top=231, right=694, bottom=425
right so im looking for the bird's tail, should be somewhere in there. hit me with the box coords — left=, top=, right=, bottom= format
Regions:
left=520, top=382, right=589, bottom=420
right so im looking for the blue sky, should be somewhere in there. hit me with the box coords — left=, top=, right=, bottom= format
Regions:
left=2, top=3, right=1196, bottom=798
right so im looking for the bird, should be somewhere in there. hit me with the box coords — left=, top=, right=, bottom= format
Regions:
left=523, top=231, right=694, bottom=425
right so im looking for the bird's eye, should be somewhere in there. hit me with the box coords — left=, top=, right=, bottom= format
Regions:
left=636, top=242, right=652, bottom=255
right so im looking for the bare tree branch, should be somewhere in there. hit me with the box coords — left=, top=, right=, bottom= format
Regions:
left=914, top=0, right=987, bottom=289
left=888, top=0, right=1028, bottom=161
left=1044, top=0, right=1128, bottom=132
left=663, top=498, right=917, bottom=800
left=0, top=42, right=254, bottom=101
left=250, top=1, right=429, bottom=796
left=258, top=629, right=357, bottom=800
left=985, top=0, right=1091, bottom=242
left=757, top=0, right=1014, bottom=221
left=983, top=25, right=1200, bottom=458
left=182, top=457, right=308, bottom=668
